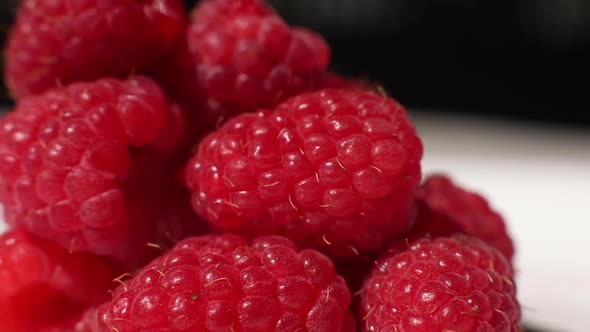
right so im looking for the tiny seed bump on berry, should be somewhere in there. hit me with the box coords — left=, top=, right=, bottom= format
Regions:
left=223, top=200, right=240, bottom=209
left=353, top=288, right=366, bottom=297
left=363, top=305, right=376, bottom=320
left=349, top=245, right=360, bottom=256
left=325, top=286, right=331, bottom=302
left=261, top=181, right=280, bottom=188
left=68, top=236, right=78, bottom=254
left=113, top=273, right=132, bottom=283
left=146, top=242, right=161, bottom=249
left=322, top=234, right=332, bottom=245
left=206, top=277, right=232, bottom=288
left=376, top=85, right=388, bottom=97
left=288, top=194, right=299, bottom=211
left=113, top=279, right=128, bottom=291
left=222, top=175, right=236, bottom=188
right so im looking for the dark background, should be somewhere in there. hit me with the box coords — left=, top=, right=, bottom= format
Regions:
left=1, top=0, right=589, bottom=128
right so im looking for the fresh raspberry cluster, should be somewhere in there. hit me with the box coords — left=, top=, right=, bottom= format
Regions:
left=0, top=0, right=520, bottom=330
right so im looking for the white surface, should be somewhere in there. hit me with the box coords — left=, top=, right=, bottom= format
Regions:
left=0, top=112, right=588, bottom=330
left=414, top=112, right=590, bottom=332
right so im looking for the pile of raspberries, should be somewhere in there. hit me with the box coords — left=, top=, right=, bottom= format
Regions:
left=0, top=0, right=520, bottom=331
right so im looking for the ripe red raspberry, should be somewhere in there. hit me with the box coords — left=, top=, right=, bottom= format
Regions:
left=5, top=0, right=187, bottom=98
left=413, top=174, right=515, bottom=261
left=0, top=76, right=202, bottom=263
left=0, top=230, right=117, bottom=332
left=96, top=234, right=354, bottom=332
left=157, top=0, right=331, bottom=127
left=186, top=89, right=423, bottom=257
left=360, top=236, right=520, bottom=332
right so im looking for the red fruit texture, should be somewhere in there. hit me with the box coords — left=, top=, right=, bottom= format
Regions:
left=0, top=76, right=203, bottom=265
left=186, top=89, right=423, bottom=257
left=39, top=307, right=99, bottom=332
left=413, top=174, right=515, bottom=261
left=5, top=0, right=187, bottom=98
left=360, top=236, right=520, bottom=332
left=0, top=230, right=117, bottom=332
left=97, top=234, right=354, bottom=332
left=157, top=0, right=331, bottom=128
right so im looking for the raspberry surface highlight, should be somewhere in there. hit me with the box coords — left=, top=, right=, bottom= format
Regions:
left=360, top=235, right=520, bottom=332
left=186, top=89, right=423, bottom=257
left=97, top=234, right=353, bottom=332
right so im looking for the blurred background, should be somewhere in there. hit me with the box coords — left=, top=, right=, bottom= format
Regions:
left=1, top=1, right=589, bottom=331
left=5, top=0, right=590, bottom=126
left=1, top=0, right=590, bottom=126
left=270, top=0, right=590, bottom=127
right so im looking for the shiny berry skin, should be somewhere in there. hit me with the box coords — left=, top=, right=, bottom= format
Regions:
left=186, top=89, right=423, bottom=257
left=5, top=0, right=187, bottom=98
left=0, top=76, right=202, bottom=263
left=413, top=174, right=515, bottom=261
left=97, top=234, right=354, bottom=332
left=361, top=236, right=520, bottom=332
left=158, top=0, right=330, bottom=127
left=0, top=230, right=117, bottom=332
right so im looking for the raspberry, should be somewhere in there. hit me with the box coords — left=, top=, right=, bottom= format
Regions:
left=5, top=0, right=187, bottom=98
left=157, top=0, right=331, bottom=127
left=96, top=234, right=354, bottom=332
left=413, top=174, right=515, bottom=261
left=0, top=230, right=117, bottom=332
left=46, top=306, right=102, bottom=332
left=186, top=89, right=423, bottom=257
left=360, top=236, right=520, bottom=332
left=0, top=76, right=202, bottom=263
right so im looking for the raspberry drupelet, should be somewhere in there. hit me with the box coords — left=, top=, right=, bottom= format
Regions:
left=0, top=230, right=117, bottom=332
left=157, top=0, right=331, bottom=128
left=186, top=89, right=423, bottom=257
left=5, top=0, right=187, bottom=98
left=360, top=235, right=520, bottom=332
left=413, top=174, right=515, bottom=261
left=97, top=234, right=354, bottom=332
left=0, top=76, right=202, bottom=264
